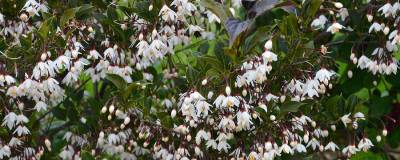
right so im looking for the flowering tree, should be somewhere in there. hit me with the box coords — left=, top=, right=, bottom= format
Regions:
left=0, top=0, right=400, bottom=159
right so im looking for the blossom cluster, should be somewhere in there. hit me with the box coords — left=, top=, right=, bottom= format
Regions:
left=0, top=0, right=396, bottom=160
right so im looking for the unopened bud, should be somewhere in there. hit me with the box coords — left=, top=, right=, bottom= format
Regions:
left=40, top=53, right=47, bottom=61
left=171, top=109, right=177, bottom=118
left=45, top=139, right=51, bottom=151
left=270, top=115, right=276, bottom=121
left=225, top=86, right=231, bottom=95
left=101, top=106, right=107, bottom=113
left=367, top=14, right=373, bottom=22
left=280, top=95, right=286, bottom=103
left=124, top=117, right=131, bottom=125
left=347, top=70, right=353, bottom=78
left=201, top=79, right=208, bottom=85
left=334, top=2, right=343, bottom=9
left=383, top=129, right=388, bottom=136
left=264, top=39, right=273, bottom=50
left=108, top=105, right=115, bottom=113
left=376, top=135, right=382, bottom=142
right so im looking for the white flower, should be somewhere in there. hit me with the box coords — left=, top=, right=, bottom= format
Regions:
left=88, top=49, right=102, bottom=60
left=369, top=22, right=382, bottom=33
left=54, top=55, right=71, bottom=70
left=262, top=50, right=278, bottom=62
left=334, top=2, right=343, bottom=9
left=279, top=143, right=293, bottom=154
left=306, top=138, right=320, bottom=150
left=0, top=145, right=11, bottom=159
left=221, top=96, right=240, bottom=108
left=358, top=138, right=374, bottom=151
left=357, top=55, right=371, bottom=69
left=206, top=139, right=217, bottom=150
left=342, top=145, right=359, bottom=156
left=325, top=141, right=339, bottom=152
left=264, top=39, right=273, bottom=50
left=311, top=15, right=328, bottom=29
left=187, top=25, right=204, bottom=35
left=353, top=112, right=365, bottom=120
left=217, top=139, right=231, bottom=153
left=378, top=3, right=393, bottom=17
left=218, top=116, right=236, bottom=131
left=338, top=8, right=349, bottom=21
left=34, top=101, right=47, bottom=112
left=2, top=112, right=17, bottom=129
left=159, top=5, right=177, bottom=22
left=340, top=113, right=352, bottom=127
left=265, top=93, right=279, bottom=102
left=315, top=68, right=335, bottom=83
left=236, top=111, right=253, bottom=131
left=13, top=125, right=30, bottom=136
left=293, top=143, right=307, bottom=153
left=302, top=79, right=319, bottom=98
left=327, top=22, right=344, bottom=34
left=108, top=133, right=120, bottom=145
left=206, top=11, right=220, bottom=23
left=195, top=101, right=211, bottom=118
left=195, top=130, right=209, bottom=145
left=6, top=86, right=18, bottom=98
left=8, top=137, right=23, bottom=147
left=371, top=47, right=384, bottom=57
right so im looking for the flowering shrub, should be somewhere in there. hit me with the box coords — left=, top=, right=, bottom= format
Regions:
left=0, top=0, right=400, bottom=159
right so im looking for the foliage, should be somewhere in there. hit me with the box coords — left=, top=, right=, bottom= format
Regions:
left=0, top=0, right=399, bottom=159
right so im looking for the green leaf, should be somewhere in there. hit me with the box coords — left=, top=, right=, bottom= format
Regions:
left=106, top=74, right=128, bottom=90
left=199, top=0, right=231, bottom=23
left=351, top=152, right=384, bottom=160
left=368, top=96, right=392, bottom=118
left=81, top=150, right=96, bottom=160
left=280, top=101, right=306, bottom=113
left=38, top=17, right=55, bottom=40
left=60, top=8, right=76, bottom=27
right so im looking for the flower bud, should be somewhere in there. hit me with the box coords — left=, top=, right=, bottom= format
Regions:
left=171, top=109, right=177, bottom=118
left=20, top=13, right=28, bottom=22
left=242, top=89, right=247, bottom=96
left=334, top=2, right=343, bottom=9
left=319, top=145, right=324, bottom=152
left=264, top=39, right=273, bottom=50
left=108, top=105, right=115, bottom=113
left=303, top=134, right=309, bottom=143
left=101, top=106, right=107, bottom=113
left=352, top=57, right=358, bottom=64
left=280, top=95, right=286, bottom=103
left=225, top=86, right=231, bottom=95
left=138, top=33, right=144, bottom=41
left=208, top=91, right=214, bottom=99
left=87, top=26, right=94, bottom=32
left=383, top=129, right=388, bottom=136
left=367, top=14, right=373, bottom=22
left=347, top=70, right=353, bottom=78
left=270, top=115, right=276, bottom=121
left=311, top=121, right=316, bottom=128
left=152, top=29, right=158, bottom=38
left=201, top=79, right=208, bottom=85
left=330, top=125, right=336, bottom=131
left=115, top=109, right=123, bottom=117
left=45, top=139, right=51, bottom=151
left=376, top=135, right=382, bottom=142
left=124, top=117, right=131, bottom=125
left=40, top=53, right=47, bottom=61
left=384, top=27, right=390, bottom=35
left=99, top=131, right=105, bottom=139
